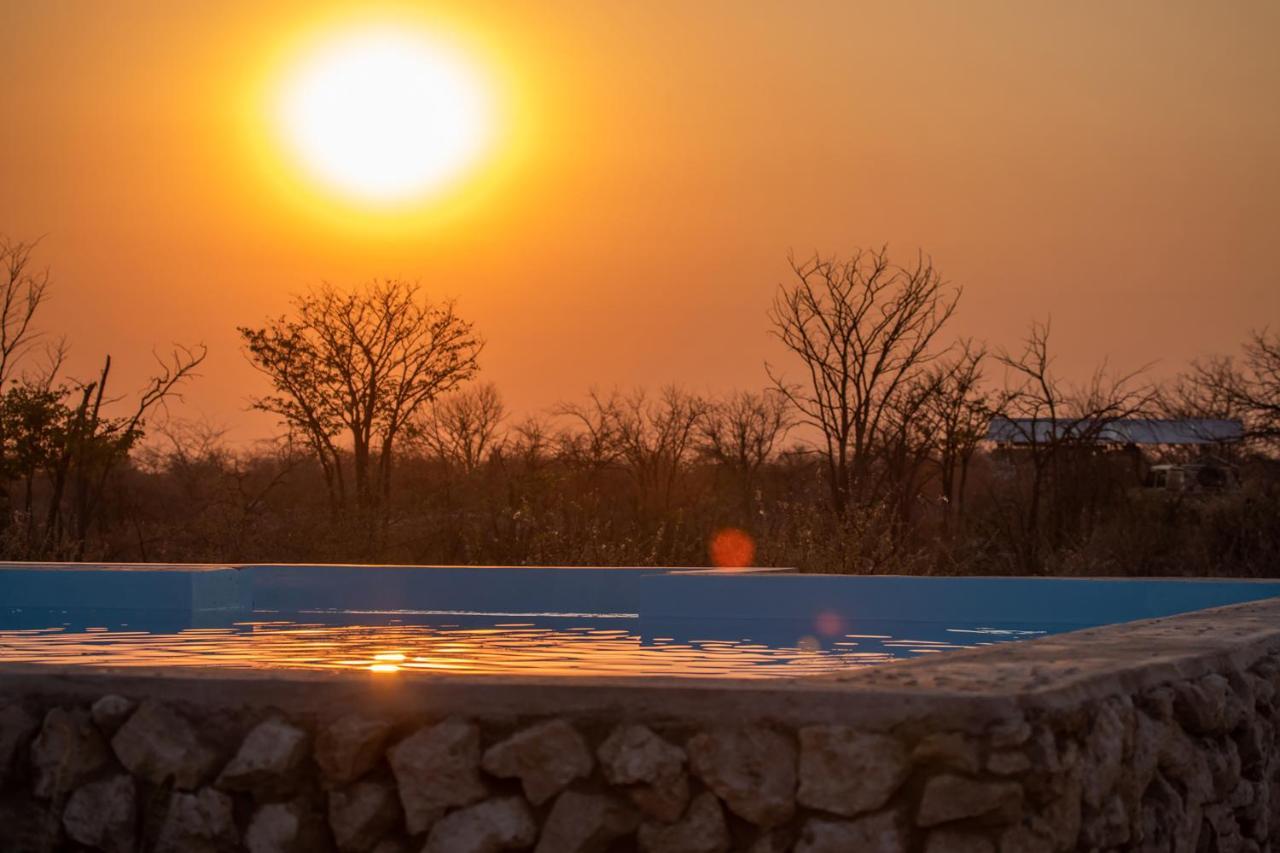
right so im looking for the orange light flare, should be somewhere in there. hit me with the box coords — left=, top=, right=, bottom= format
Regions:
left=369, top=663, right=401, bottom=674
left=708, top=527, right=756, bottom=570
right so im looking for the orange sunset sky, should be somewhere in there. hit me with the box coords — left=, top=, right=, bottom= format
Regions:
left=2, top=1, right=1278, bottom=443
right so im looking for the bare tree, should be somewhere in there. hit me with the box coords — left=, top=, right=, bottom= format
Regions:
left=699, top=389, right=793, bottom=514
left=419, top=382, right=508, bottom=471
left=614, top=387, right=707, bottom=515
left=921, top=341, right=989, bottom=527
left=134, top=420, right=300, bottom=560
left=556, top=387, right=707, bottom=514
left=1177, top=329, right=1280, bottom=448
left=991, top=321, right=1152, bottom=570
left=553, top=389, right=624, bottom=471
left=767, top=247, right=960, bottom=514
left=876, top=371, right=947, bottom=529
left=44, top=346, right=207, bottom=558
left=0, top=236, right=51, bottom=387
left=483, top=414, right=555, bottom=482
left=240, top=280, right=482, bottom=515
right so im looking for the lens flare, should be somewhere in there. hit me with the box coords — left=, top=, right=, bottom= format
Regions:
left=709, top=527, right=756, bottom=569
left=814, top=610, right=846, bottom=637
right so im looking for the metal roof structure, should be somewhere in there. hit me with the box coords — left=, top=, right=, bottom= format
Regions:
left=986, top=417, right=1244, bottom=446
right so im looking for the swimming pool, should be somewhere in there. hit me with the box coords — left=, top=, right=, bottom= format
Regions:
left=2, top=563, right=1277, bottom=678
left=4, top=563, right=1279, bottom=851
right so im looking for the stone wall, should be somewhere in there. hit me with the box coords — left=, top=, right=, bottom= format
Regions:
left=2, top=599, right=1279, bottom=852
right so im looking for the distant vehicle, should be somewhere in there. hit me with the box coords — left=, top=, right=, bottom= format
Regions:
left=1142, top=463, right=1239, bottom=494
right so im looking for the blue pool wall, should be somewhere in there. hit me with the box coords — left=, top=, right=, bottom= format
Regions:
left=246, top=564, right=660, bottom=615
left=634, top=572, right=1280, bottom=628
left=2, top=563, right=1279, bottom=629
left=0, top=563, right=250, bottom=613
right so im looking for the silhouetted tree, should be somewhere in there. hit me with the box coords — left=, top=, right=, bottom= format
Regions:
left=557, top=387, right=707, bottom=517
left=240, top=280, right=482, bottom=517
left=46, top=348, right=207, bottom=558
left=553, top=389, right=624, bottom=471
left=991, top=321, right=1152, bottom=570
left=419, top=382, right=507, bottom=471
left=767, top=247, right=959, bottom=514
left=0, top=383, right=67, bottom=540
left=0, top=236, right=51, bottom=387
left=698, top=389, right=793, bottom=515
left=1179, top=329, right=1280, bottom=448
left=921, top=341, right=988, bottom=528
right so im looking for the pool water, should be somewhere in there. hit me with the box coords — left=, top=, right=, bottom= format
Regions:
left=0, top=608, right=1052, bottom=678
left=4, top=565, right=1278, bottom=679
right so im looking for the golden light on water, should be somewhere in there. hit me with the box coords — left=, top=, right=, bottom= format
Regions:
left=0, top=621, right=942, bottom=678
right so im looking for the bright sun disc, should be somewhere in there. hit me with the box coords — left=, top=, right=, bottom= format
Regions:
left=275, top=26, right=492, bottom=204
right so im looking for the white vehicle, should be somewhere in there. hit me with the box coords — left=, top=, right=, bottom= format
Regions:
left=1143, top=463, right=1238, bottom=493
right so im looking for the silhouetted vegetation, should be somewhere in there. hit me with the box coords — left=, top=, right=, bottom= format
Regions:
left=2, top=236, right=1277, bottom=576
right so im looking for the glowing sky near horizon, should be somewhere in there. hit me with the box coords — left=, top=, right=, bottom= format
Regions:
left=0, top=1, right=1277, bottom=440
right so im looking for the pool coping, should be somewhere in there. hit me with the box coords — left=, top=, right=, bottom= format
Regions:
left=4, top=596, right=1278, bottom=734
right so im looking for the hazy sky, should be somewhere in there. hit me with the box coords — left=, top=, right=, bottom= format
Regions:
left=2, top=1, right=1278, bottom=442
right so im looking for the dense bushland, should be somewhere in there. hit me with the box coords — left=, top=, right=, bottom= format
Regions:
left=2, top=236, right=1277, bottom=575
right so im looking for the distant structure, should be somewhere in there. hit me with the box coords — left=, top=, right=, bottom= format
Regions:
left=986, top=417, right=1246, bottom=493
left=985, top=417, right=1244, bottom=447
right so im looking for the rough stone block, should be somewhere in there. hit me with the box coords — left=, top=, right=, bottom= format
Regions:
left=316, top=714, right=392, bottom=785
left=1080, top=702, right=1131, bottom=810
left=912, top=732, right=981, bottom=775
left=917, top=774, right=1023, bottom=827
left=986, top=717, right=1032, bottom=749
left=421, top=796, right=536, bottom=853
left=597, top=723, right=689, bottom=821
left=1174, top=674, right=1231, bottom=734
left=63, top=774, right=136, bottom=853
left=245, top=800, right=330, bottom=853
left=536, top=790, right=639, bottom=853
left=329, top=779, right=401, bottom=853
left=112, top=700, right=219, bottom=790
left=30, top=707, right=109, bottom=799
left=387, top=719, right=486, bottom=835
left=481, top=718, right=593, bottom=805
left=156, top=787, right=239, bottom=853
left=218, top=717, right=310, bottom=797
left=794, top=810, right=907, bottom=853
left=798, top=726, right=909, bottom=817
left=688, top=726, right=796, bottom=828
left=630, top=768, right=691, bottom=823
left=90, top=694, right=136, bottom=737
left=598, top=724, right=685, bottom=785
left=637, top=791, right=730, bottom=853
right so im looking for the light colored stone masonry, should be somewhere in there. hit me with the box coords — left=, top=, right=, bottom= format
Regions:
left=1, top=598, right=1278, bottom=852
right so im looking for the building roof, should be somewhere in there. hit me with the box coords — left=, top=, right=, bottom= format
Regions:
left=986, top=417, right=1244, bottom=446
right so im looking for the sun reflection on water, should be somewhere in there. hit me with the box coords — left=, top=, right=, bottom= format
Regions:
left=0, top=617, right=1046, bottom=679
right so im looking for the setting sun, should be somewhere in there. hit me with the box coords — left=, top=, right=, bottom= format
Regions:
left=273, top=24, right=493, bottom=204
